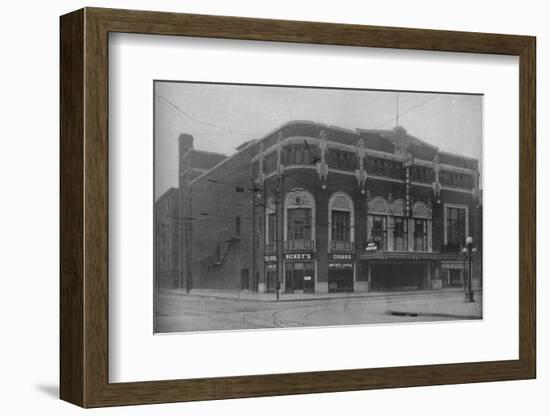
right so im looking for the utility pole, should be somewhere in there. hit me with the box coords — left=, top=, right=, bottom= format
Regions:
left=181, top=170, right=193, bottom=294
left=153, top=214, right=159, bottom=332
left=396, top=92, right=400, bottom=127
left=273, top=187, right=280, bottom=301
left=463, top=236, right=475, bottom=302
left=186, top=184, right=193, bottom=293
left=251, top=179, right=257, bottom=292
left=178, top=186, right=185, bottom=292
left=275, top=175, right=284, bottom=301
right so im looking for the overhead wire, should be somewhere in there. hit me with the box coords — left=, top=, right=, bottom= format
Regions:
left=155, top=94, right=252, bottom=140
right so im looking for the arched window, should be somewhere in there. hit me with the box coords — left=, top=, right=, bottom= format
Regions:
left=329, top=192, right=354, bottom=251
left=412, top=202, right=430, bottom=218
left=367, top=196, right=389, bottom=250
left=284, top=189, right=316, bottom=250
left=391, top=199, right=405, bottom=216
left=368, top=196, right=389, bottom=214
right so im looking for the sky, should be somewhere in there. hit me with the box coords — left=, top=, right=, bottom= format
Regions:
left=154, top=81, right=482, bottom=199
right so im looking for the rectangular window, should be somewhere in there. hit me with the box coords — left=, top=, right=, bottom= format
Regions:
left=287, top=208, right=312, bottom=241
left=303, top=144, right=313, bottom=164
left=327, top=149, right=356, bottom=171
left=446, top=206, right=466, bottom=249
left=413, top=218, right=428, bottom=251
left=283, top=144, right=319, bottom=165
left=235, top=216, right=241, bottom=236
left=160, top=252, right=169, bottom=270
left=370, top=215, right=387, bottom=250
left=393, top=216, right=408, bottom=251
left=160, top=230, right=168, bottom=250
left=295, top=146, right=304, bottom=164
left=263, top=152, right=278, bottom=174
left=284, top=147, right=292, bottom=165
left=331, top=210, right=351, bottom=242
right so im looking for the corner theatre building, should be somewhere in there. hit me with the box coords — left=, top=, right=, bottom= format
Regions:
left=156, top=121, right=481, bottom=294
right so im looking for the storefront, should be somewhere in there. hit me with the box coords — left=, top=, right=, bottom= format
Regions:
left=441, top=261, right=465, bottom=288
left=369, top=261, right=429, bottom=291
left=328, top=253, right=354, bottom=292
left=264, top=254, right=278, bottom=293
left=284, top=252, right=315, bottom=293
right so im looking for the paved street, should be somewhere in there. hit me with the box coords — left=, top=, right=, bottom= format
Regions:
left=155, top=289, right=482, bottom=333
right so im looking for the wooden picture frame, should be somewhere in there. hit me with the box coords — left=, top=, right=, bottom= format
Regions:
left=60, top=7, right=536, bottom=408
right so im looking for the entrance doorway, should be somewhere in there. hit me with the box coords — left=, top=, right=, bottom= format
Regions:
left=266, top=270, right=277, bottom=293
left=370, top=263, right=428, bottom=291
left=240, top=269, right=249, bottom=290
left=285, top=262, right=315, bottom=293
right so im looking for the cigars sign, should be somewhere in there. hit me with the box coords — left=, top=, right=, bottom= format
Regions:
left=329, top=253, right=355, bottom=261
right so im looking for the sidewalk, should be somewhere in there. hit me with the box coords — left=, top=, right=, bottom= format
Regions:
left=161, top=286, right=482, bottom=303
left=387, top=293, right=482, bottom=320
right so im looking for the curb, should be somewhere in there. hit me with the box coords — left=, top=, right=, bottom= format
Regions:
left=386, top=310, right=482, bottom=320
left=162, top=288, right=482, bottom=303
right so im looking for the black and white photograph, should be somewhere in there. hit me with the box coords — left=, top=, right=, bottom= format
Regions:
left=153, top=81, right=483, bottom=333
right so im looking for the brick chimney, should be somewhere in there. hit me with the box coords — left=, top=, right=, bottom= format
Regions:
left=178, top=134, right=194, bottom=181
left=178, top=133, right=194, bottom=155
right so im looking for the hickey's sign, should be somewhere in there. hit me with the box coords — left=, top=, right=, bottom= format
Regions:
left=284, top=253, right=313, bottom=260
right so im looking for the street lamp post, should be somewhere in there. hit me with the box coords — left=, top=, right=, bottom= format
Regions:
left=462, top=247, right=467, bottom=291
left=464, top=236, right=475, bottom=303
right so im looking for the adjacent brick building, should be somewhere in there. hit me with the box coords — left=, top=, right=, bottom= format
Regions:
left=155, top=121, right=482, bottom=294
left=154, top=187, right=180, bottom=288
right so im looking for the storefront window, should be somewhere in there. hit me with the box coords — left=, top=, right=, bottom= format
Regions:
left=413, top=218, right=428, bottom=251
left=393, top=216, right=408, bottom=251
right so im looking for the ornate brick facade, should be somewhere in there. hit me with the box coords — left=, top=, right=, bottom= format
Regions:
left=155, top=121, right=482, bottom=294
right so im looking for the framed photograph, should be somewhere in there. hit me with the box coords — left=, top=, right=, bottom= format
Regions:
left=60, top=7, right=536, bottom=408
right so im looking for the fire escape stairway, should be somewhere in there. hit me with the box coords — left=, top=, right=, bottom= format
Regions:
left=211, top=234, right=240, bottom=268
